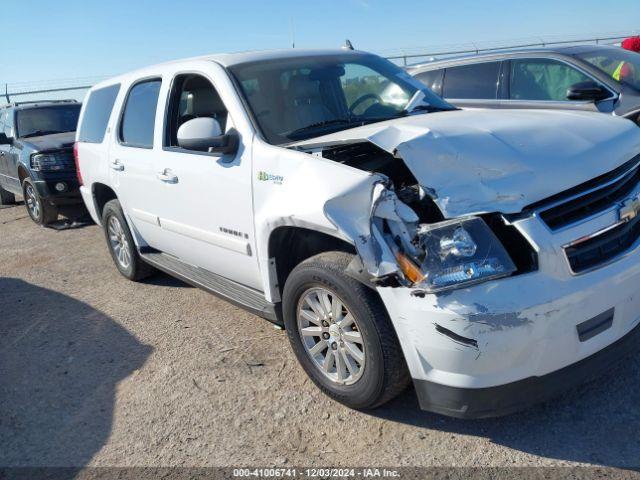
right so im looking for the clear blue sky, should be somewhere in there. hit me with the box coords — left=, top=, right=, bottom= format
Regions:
left=1, top=0, right=639, bottom=85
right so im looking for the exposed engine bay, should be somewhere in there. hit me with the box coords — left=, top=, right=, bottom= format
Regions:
left=300, top=141, right=537, bottom=292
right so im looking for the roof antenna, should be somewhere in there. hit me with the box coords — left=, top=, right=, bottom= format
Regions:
left=343, top=39, right=354, bottom=50
left=290, top=18, right=296, bottom=48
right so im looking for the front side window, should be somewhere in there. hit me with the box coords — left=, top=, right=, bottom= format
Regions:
left=509, top=59, right=593, bottom=101
left=442, top=62, right=500, bottom=99
left=78, top=84, right=120, bottom=143
left=120, top=80, right=162, bottom=148
left=229, top=53, right=453, bottom=145
left=165, top=74, right=229, bottom=150
left=575, top=49, right=640, bottom=91
left=16, top=104, right=81, bottom=138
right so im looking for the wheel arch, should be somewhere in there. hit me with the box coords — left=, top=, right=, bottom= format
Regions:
left=92, top=183, right=118, bottom=223
left=17, top=164, right=29, bottom=184
left=267, top=226, right=358, bottom=301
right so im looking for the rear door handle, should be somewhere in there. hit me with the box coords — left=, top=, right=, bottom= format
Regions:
left=157, top=169, right=178, bottom=184
left=110, top=160, right=125, bottom=171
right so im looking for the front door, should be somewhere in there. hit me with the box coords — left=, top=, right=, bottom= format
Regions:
left=150, top=72, right=260, bottom=290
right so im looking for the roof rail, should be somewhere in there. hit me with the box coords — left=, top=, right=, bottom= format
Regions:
left=0, top=99, right=78, bottom=108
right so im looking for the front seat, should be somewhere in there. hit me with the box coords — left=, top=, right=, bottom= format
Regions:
left=180, top=87, right=228, bottom=132
left=283, top=75, right=334, bottom=131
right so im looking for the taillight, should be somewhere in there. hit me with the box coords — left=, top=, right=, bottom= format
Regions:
left=73, top=142, right=83, bottom=186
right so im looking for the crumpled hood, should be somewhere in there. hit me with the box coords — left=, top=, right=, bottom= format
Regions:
left=20, top=131, right=76, bottom=152
left=293, top=109, right=640, bottom=218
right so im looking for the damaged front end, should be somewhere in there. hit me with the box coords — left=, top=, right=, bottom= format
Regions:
left=325, top=177, right=522, bottom=294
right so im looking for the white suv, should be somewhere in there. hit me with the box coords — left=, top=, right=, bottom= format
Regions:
left=75, top=49, right=640, bottom=418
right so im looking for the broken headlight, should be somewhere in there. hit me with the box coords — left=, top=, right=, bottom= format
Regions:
left=412, top=217, right=516, bottom=292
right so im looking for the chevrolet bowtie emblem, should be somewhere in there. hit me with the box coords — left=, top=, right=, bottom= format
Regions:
left=619, top=194, right=640, bottom=222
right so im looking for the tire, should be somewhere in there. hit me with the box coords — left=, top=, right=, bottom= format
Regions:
left=102, top=199, right=154, bottom=281
left=22, top=178, right=58, bottom=225
left=283, top=251, right=410, bottom=410
left=0, top=186, right=15, bottom=205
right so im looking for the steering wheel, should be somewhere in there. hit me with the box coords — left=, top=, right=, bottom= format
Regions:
left=349, top=93, right=383, bottom=114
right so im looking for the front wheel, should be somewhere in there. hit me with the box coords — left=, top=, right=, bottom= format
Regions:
left=283, top=251, right=409, bottom=410
left=102, top=199, right=154, bottom=281
left=22, top=178, right=58, bottom=225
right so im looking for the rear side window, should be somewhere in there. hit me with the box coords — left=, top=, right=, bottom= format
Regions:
left=78, top=84, right=120, bottom=143
left=414, top=69, right=444, bottom=96
left=443, top=62, right=500, bottom=99
left=120, top=80, right=162, bottom=148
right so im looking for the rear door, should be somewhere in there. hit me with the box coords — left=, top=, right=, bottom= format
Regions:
left=441, top=61, right=502, bottom=109
left=108, top=78, right=166, bottom=249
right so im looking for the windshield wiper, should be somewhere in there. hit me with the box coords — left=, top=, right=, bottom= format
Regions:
left=404, top=104, right=455, bottom=114
left=288, top=118, right=358, bottom=138
left=21, top=130, right=65, bottom=138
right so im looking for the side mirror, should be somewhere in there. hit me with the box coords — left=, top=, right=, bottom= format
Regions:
left=0, top=132, right=12, bottom=145
left=177, top=117, right=238, bottom=155
left=566, top=81, right=611, bottom=102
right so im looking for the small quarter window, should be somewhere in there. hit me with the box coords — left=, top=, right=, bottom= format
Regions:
left=414, top=69, right=444, bottom=96
left=78, top=84, right=120, bottom=143
left=120, top=80, right=162, bottom=148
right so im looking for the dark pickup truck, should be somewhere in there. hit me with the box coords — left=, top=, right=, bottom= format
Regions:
left=0, top=100, right=83, bottom=225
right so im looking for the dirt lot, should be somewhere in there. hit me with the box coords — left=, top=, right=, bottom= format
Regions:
left=1, top=201, right=640, bottom=470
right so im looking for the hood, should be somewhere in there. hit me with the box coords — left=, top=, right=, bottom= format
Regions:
left=20, top=131, right=76, bottom=152
left=292, top=109, right=640, bottom=218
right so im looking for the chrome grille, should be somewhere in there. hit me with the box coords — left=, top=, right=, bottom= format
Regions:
left=530, top=155, right=640, bottom=231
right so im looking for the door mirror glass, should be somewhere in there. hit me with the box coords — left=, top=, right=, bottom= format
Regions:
left=566, top=81, right=611, bottom=102
left=177, top=117, right=237, bottom=154
left=0, top=132, right=12, bottom=145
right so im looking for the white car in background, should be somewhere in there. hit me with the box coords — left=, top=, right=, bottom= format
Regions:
left=75, top=48, right=640, bottom=418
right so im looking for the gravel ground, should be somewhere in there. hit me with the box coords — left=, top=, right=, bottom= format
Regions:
left=1, top=201, right=640, bottom=471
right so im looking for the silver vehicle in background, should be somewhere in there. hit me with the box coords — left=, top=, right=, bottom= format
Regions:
left=407, top=45, right=640, bottom=124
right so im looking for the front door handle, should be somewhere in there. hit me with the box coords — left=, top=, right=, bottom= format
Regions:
left=157, top=169, right=178, bottom=184
left=110, top=160, right=125, bottom=171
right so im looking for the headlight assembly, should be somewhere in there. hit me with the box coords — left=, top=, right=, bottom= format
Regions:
left=395, top=216, right=517, bottom=292
left=30, top=152, right=72, bottom=172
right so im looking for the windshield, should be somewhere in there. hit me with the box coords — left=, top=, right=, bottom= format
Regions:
left=229, top=53, right=453, bottom=145
left=16, top=104, right=81, bottom=138
left=575, top=48, right=640, bottom=91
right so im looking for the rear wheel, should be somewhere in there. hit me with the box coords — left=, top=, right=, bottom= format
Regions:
left=0, top=186, right=15, bottom=205
left=102, top=199, right=154, bottom=281
left=283, top=251, right=410, bottom=410
left=22, top=178, right=58, bottom=225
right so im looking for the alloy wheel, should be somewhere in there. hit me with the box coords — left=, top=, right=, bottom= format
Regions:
left=108, top=216, right=132, bottom=269
left=297, top=287, right=365, bottom=385
left=25, top=184, right=40, bottom=220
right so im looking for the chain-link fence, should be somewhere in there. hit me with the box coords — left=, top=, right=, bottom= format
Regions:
left=2, top=32, right=637, bottom=105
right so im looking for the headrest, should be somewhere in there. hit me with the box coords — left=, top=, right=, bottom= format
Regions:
left=289, top=76, right=321, bottom=101
left=190, top=88, right=226, bottom=116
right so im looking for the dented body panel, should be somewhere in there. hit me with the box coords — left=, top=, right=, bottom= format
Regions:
left=292, top=108, right=640, bottom=218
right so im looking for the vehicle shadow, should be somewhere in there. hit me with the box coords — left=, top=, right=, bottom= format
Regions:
left=0, top=277, right=152, bottom=468
left=372, top=353, right=640, bottom=468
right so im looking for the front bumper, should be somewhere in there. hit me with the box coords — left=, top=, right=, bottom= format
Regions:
left=413, top=319, right=640, bottom=418
left=33, top=176, right=82, bottom=206
left=378, top=211, right=640, bottom=418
